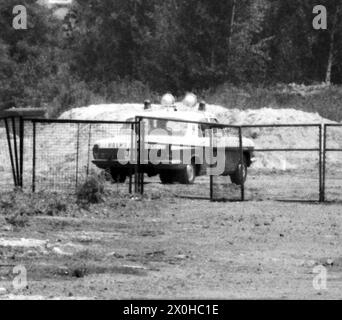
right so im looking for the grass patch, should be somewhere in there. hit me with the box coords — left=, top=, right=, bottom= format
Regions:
left=0, top=187, right=162, bottom=225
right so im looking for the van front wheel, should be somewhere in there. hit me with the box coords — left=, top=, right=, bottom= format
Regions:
left=110, top=168, right=126, bottom=183
left=230, top=158, right=247, bottom=185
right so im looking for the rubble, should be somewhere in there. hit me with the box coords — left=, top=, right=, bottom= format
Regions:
left=0, top=288, right=7, bottom=296
left=0, top=238, right=48, bottom=250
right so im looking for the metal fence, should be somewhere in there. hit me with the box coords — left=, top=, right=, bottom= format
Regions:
left=240, top=124, right=322, bottom=202
left=0, top=116, right=339, bottom=203
left=207, top=124, right=322, bottom=202
left=134, top=117, right=324, bottom=202
left=323, top=124, right=342, bottom=202
left=0, top=117, right=139, bottom=194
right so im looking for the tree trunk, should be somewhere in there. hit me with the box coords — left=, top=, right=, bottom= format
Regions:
left=228, top=0, right=236, bottom=51
left=326, top=42, right=334, bottom=85
left=326, top=5, right=341, bottom=85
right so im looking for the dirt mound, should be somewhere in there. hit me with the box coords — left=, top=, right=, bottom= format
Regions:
left=60, top=103, right=330, bottom=126
left=61, top=103, right=342, bottom=171
left=60, top=103, right=228, bottom=121
left=216, top=107, right=330, bottom=125
left=215, top=108, right=337, bottom=170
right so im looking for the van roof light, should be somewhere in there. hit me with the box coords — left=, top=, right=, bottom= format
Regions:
left=144, top=99, right=152, bottom=110
left=183, top=93, right=197, bottom=108
left=199, top=100, right=206, bottom=111
left=161, top=93, right=175, bottom=107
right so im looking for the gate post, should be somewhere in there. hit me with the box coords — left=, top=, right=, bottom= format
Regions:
left=238, top=126, right=245, bottom=201
left=75, top=123, right=80, bottom=190
left=19, top=116, right=24, bottom=188
left=140, top=119, right=145, bottom=195
left=32, top=121, right=36, bottom=192
left=135, top=117, right=141, bottom=194
left=319, top=124, right=323, bottom=202
left=322, top=124, right=327, bottom=202
left=11, top=117, right=20, bottom=187
left=209, top=126, right=214, bottom=201
left=4, top=118, right=17, bottom=187
left=86, top=124, right=92, bottom=177
left=128, top=123, right=134, bottom=194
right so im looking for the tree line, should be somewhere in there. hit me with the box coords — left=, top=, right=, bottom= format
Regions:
left=1, top=0, right=342, bottom=114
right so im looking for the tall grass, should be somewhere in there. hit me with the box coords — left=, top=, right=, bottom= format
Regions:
left=50, top=79, right=160, bottom=118
left=204, top=83, right=342, bottom=122
left=52, top=80, right=342, bottom=122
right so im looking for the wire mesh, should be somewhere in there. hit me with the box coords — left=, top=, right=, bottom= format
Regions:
left=30, top=120, right=137, bottom=193
left=323, top=125, right=342, bottom=202
left=241, top=125, right=321, bottom=202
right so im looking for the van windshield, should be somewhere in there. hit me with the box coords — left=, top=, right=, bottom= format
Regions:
left=166, top=121, right=188, bottom=136
left=148, top=120, right=188, bottom=136
left=121, top=118, right=188, bottom=136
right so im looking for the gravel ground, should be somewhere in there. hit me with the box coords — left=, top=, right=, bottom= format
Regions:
left=0, top=173, right=342, bottom=300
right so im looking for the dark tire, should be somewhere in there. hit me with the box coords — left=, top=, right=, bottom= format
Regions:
left=110, top=168, right=127, bottom=183
left=160, top=170, right=174, bottom=184
left=230, top=157, right=247, bottom=185
left=117, top=174, right=127, bottom=183
left=178, top=163, right=196, bottom=184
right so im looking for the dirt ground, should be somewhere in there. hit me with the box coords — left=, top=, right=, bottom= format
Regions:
left=1, top=172, right=342, bottom=300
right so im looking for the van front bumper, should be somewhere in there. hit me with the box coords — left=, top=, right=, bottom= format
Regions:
left=92, top=160, right=187, bottom=171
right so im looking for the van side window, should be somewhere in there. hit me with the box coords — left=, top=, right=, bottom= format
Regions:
left=198, top=119, right=210, bottom=137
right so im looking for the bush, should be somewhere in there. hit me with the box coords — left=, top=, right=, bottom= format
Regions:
left=46, top=78, right=106, bottom=118
left=5, top=212, right=29, bottom=228
left=0, top=192, right=31, bottom=228
left=46, top=197, right=68, bottom=216
left=0, top=191, right=71, bottom=214
left=47, top=78, right=160, bottom=118
left=76, top=175, right=105, bottom=205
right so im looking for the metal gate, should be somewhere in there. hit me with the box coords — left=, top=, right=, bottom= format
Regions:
left=0, top=117, right=340, bottom=203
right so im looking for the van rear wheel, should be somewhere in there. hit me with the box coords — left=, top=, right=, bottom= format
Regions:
left=178, top=163, right=196, bottom=184
left=110, top=168, right=126, bottom=183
